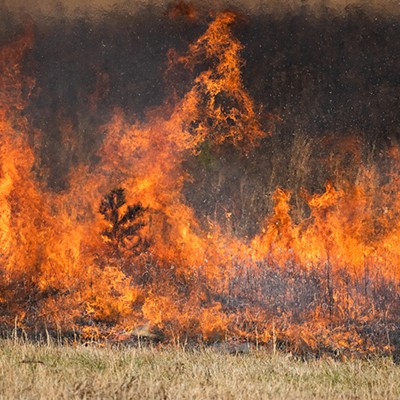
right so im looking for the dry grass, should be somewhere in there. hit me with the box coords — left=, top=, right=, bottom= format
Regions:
left=0, top=340, right=399, bottom=399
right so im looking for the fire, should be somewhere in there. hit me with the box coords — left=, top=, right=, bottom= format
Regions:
left=0, top=11, right=399, bottom=357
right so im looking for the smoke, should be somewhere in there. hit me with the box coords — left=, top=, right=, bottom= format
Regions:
left=1, top=0, right=400, bottom=17
left=0, top=0, right=399, bottom=231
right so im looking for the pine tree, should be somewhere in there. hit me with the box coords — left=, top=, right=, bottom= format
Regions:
left=99, top=187, right=147, bottom=255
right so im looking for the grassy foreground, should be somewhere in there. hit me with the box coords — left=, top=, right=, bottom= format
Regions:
left=0, top=340, right=399, bottom=399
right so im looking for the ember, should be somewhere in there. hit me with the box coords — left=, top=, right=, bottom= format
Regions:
left=0, top=1, right=399, bottom=357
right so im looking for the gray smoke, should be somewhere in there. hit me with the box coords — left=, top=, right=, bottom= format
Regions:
left=0, top=0, right=399, bottom=234
left=1, top=0, right=400, bottom=17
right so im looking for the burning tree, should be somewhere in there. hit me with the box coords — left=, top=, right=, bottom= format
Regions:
left=99, top=187, right=148, bottom=256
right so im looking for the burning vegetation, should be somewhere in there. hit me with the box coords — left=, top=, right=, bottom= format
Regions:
left=0, top=2, right=400, bottom=357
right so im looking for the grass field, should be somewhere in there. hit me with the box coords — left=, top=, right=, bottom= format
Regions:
left=0, top=340, right=399, bottom=399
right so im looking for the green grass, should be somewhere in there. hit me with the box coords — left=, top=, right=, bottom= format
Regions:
left=0, top=340, right=399, bottom=399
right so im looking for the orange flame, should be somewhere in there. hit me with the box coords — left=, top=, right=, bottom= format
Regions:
left=0, top=14, right=399, bottom=356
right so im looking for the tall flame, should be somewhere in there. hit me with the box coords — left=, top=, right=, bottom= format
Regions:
left=0, top=12, right=399, bottom=356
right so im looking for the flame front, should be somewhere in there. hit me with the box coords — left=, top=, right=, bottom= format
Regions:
left=0, top=11, right=399, bottom=356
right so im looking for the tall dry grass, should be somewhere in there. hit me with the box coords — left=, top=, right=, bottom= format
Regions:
left=0, top=339, right=399, bottom=399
